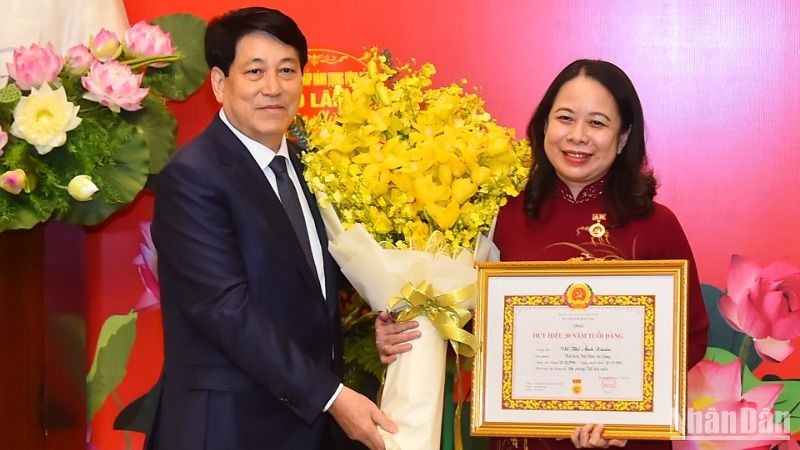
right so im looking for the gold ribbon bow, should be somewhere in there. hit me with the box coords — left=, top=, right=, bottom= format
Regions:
left=387, top=281, right=478, bottom=450
left=387, top=281, right=478, bottom=357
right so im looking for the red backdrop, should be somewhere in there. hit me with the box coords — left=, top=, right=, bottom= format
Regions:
left=83, top=1, right=800, bottom=448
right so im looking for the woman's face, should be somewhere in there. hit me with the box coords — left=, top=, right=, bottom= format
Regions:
left=544, top=75, right=629, bottom=196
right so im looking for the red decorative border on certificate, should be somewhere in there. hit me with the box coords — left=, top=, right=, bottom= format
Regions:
left=501, top=293, right=655, bottom=412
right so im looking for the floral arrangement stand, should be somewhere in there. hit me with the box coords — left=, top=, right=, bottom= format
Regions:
left=0, top=14, right=208, bottom=232
left=0, top=13, right=208, bottom=448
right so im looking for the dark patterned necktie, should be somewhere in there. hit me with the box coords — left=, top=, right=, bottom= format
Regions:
left=269, top=155, right=316, bottom=274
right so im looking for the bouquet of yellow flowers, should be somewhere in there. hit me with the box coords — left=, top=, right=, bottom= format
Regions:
left=304, top=49, right=528, bottom=253
left=302, top=48, right=529, bottom=450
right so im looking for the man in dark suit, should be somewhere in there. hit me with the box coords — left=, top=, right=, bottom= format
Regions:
left=148, top=7, right=395, bottom=450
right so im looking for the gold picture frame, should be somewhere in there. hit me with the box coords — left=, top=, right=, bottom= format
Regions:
left=471, top=260, right=688, bottom=440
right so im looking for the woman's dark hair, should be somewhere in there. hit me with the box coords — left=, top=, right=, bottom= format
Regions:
left=523, top=59, right=656, bottom=226
left=205, top=7, right=308, bottom=76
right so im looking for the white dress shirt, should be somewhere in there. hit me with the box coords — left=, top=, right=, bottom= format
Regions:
left=219, top=110, right=326, bottom=294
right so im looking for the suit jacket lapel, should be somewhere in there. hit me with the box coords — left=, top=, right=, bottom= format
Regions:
left=211, top=118, right=325, bottom=299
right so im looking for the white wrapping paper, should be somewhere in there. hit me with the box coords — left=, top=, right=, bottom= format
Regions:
left=380, top=316, right=447, bottom=450
left=320, top=205, right=497, bottom=450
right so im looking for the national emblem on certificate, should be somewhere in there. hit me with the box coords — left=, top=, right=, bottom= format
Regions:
left=471, top=260, right=688, bottom=440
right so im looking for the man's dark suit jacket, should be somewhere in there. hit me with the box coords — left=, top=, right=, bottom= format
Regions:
left=148, top=115, right=343, bottom=450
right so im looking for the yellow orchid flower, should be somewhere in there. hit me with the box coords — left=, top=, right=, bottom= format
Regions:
left=451, top=178, right=477, bottom=205
left=413, top=174, right=450, bottom=205
left=425, top=200, right=460, bottom=230
left=302, top=47, right=531, bottom=253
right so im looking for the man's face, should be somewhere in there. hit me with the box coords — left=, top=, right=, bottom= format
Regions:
left=211, top=31, right=302, bottom=150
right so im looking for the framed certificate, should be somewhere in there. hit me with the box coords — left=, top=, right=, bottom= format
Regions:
left=471, top=260, right=688, bottom=440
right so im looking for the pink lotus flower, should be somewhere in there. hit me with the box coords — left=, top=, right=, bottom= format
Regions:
left=132, top=222, right=160, bottom=311
left=88, top=29, right=123, bottom=62
left=6, top=43, right=63, bottom=91
left=0, top=126, right=7, bottom=157
left=719, top=255, right=800, bottom=361
left=81, top=61, right=149, bottom=112
left=65, top=45, right=95, bottom=75
left=0, top=169, right=27, bottom=195
left=123, top=21, right=177, bottom=68
left=675, top=358, right=789, bottom=450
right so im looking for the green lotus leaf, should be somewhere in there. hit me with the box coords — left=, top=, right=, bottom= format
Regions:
left=0, top=141, right=55, bottom=232
left=58, top=132, right=149, bottom=225
left=0, top=199, right=52, bottom=231
left=86, top=312, right=137, bottom=421
left=144, top=14, right=209, bottom=100
left=772, top=379, right=800, bottom=433
left=122, top=95, right=177, bottom=174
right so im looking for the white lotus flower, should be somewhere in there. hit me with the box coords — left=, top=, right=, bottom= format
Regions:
left=10, top=83, right=82, bottom=155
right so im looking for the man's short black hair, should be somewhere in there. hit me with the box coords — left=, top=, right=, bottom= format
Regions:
left=205, top=7, right=308, bottom=75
